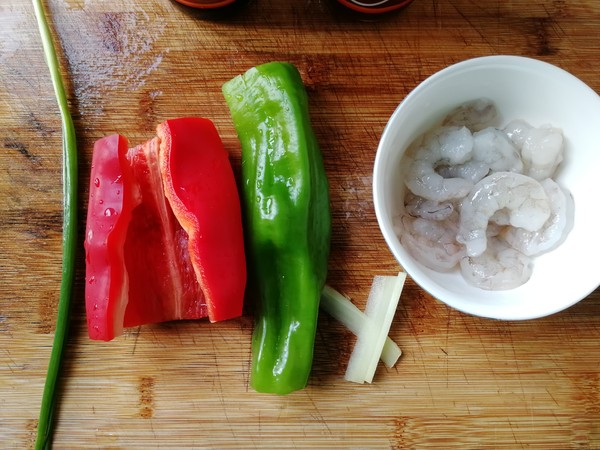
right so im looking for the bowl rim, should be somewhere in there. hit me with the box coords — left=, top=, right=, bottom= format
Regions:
left=373, top=55, right=600, bottom=320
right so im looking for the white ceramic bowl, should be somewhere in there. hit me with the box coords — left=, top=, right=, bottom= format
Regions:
left=373, top=55, right=600, bottom=320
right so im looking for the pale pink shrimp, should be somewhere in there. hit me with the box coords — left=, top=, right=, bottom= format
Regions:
left=460, top=237, right=533, bottom=290
left=405, top=126, right=474, bottom=202
left=438, top=127, right=523, bottom=184
left=503, top=178, right=574, bottom=256
left=457, top=172, right=551, bottom=257
left=521, top=125, right=564, bottom=180
left=398, top=99, right=573, bottom=292
left=443, top=98, right=497, bottom=132
left=503, top=119, right=533, bottom=150
left=404, top=192, right=454, bottom=221
left=396, top=213, right=464, bottom=272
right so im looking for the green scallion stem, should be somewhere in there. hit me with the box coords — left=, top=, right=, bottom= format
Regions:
left=32, top=1, right=78, bottom=449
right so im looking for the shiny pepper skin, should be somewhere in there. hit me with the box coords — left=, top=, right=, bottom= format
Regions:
left=223, top=62, right=331, bottom=394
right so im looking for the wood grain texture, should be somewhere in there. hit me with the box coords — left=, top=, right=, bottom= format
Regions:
left=1, top=0, right=599, bottom=448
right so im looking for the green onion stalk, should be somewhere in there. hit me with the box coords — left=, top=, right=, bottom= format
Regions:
left=32, top=0, right=78, bottom=448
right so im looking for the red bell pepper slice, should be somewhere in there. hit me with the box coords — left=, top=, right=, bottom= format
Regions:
left=158, top=118, right=246, bottom=322
left=85, top=134, right=137, bottom=340
left=122, top=137, right=208, bottom=329
left=84, top=118, right=245, bottom=341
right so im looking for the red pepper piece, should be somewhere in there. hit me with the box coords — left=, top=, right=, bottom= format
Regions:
left=158, top=118, right=246, bottom=322
left=85, top=134, right=210, bottom=341
left=85, top=119, right=246, bottom=341
left=85, top=134, right=136, bottom=340
left=123, top=137, right=208, bottom=328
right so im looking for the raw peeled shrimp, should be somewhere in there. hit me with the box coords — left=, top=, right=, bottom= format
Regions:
left=438, top=127, right=523, bottom=183
left=405, top=192, right=454, bottom=221
left=436, top=160, right=490, bottom=184
left=503, top=119, right=533, bottom=150
left=503, top=178, right=574, bottom=256
left=396, top=99, right=573, bottom=291
left=405, top=158, right=474, bottom=202
left=460, top=236, right=533, bottom=290
left=521, top=125, right=564, bottom=180
left=397, top=213, right=464, bottom=272
left=457, top=172, right=551, bottom=257
left=504, top=120, right=564, bottom=179
left=413, top=126, right=474, bottom=164
left=471, top=127, right=524, bottom=173
left=405, top=126, right=474, bottom=201
left=443, top=98, right=497, bottom=132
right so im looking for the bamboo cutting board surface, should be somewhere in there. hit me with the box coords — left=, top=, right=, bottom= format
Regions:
left=1, top=0, right=599, bottom=448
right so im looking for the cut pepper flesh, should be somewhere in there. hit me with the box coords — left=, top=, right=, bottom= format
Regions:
left=123, top=137, right=208, bottom=328
left=85, top=134, right=137, bottom=340
left=84, top=118, right=245, bottom=341
left=158, top=118, right=246, bottom=323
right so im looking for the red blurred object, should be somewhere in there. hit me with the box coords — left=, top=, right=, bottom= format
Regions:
left=336, top=0, right=414, bottom=14
left=173, top=0, right=238, bottom=9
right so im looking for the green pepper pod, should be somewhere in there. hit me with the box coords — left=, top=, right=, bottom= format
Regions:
left=223, top=62, right=331, bottom=395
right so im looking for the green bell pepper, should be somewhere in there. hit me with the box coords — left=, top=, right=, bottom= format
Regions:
left=223, top=62, right=331, bottom=395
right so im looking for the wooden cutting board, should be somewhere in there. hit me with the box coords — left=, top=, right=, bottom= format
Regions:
left=1, top=0, right=598, bottom=448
